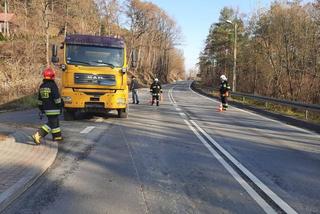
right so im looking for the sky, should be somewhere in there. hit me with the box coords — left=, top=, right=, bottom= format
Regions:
left=148, top=0, right=311, bottom=72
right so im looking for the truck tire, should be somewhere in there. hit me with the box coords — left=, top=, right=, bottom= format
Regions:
left=117, top=108, right=128, bottom=118
left=63, top=109, right=75, bottom=121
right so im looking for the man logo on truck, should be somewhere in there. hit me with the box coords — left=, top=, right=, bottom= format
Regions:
left=91, top=75, right=98, bottom=83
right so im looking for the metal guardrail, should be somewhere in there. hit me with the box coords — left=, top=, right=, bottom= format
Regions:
left=230, top=92, right=320, bottom=120
left=191, top=81, right=320, bottom=120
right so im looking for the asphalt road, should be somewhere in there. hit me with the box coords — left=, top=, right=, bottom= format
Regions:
left=1, top=81, right=320, bottom=214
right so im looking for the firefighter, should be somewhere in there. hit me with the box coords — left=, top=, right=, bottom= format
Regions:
left=32, top=67, right=63, bottom=145
left=150, top=78, right=162, bottom=106
left=219, top=74, right=231, bottom=111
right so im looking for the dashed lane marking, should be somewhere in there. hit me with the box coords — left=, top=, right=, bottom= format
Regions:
left=80, top=126, right=96, bottom=134
left=95, top=118, right=104, bottom=123
left=179, top=112, right=187, bottom=119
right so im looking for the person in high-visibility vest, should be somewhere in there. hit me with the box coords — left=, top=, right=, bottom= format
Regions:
left=32, top=67, right=63, bottom=144
left=219, top=75, right=231, bottom=111
left=150, top=78, right=162, bottom=106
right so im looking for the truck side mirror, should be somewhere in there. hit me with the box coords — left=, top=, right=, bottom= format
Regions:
left=51, top=44, right=59, bottom=63
left=131, top=49, right=137, bottom=68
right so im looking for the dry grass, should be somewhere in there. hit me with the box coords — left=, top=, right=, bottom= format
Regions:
left=0, top=38, right=45, bottom=105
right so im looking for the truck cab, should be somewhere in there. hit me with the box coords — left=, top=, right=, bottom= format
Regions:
left=52, top=34, right=133, bottom=120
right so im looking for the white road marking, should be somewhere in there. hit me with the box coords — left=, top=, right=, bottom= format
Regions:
left=169, top=85, right=298, bottom=214
left=80, top=126, right=96, bottom=134
left=95, top=118, right=104, bottom=123
left=183, top=119, right=277, bottom=214
left=179, top=112, right=187, bottom=118
left=168, top=88, right=176, bottom=104
left=169, top=88, right=177, bottom=103
left=191, top=120, right=298, bottom=214
left=175, top=107, right=181, bottom=111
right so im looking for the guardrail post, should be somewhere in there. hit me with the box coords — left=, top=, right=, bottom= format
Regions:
left=265, top=102, right=268, bottom=109
left=242, top=97, right=245, bottom=102
left=305, top=110, right=308, bottom=120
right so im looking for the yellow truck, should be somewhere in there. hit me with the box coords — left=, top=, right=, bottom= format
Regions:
left=51, top=34, right=135, bottom=120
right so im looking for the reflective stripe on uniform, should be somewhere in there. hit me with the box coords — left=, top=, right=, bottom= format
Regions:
left=54, top=98, right=61, bottom=104
left=54, top=136, right=63, bottom=140
left=51, top=127, right=61, bottom=134
left=41, top=124, right=51, bottom=133
left=45, top=109, right=60, bottom=115
left=38, top=100, right=43, bottom=105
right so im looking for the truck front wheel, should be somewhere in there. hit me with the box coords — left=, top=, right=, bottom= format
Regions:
left=117, top=108, right=128, bottom=118
left=63, top=109, right=76, bottom=121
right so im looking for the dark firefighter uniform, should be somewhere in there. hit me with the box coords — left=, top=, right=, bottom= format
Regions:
left=32, top=68, right=63, bottom=144
left=150, top=79, right=162, bottom=106
left=220, top=79, right=231, bottom=110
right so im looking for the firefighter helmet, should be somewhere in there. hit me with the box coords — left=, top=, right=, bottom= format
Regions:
left=154, top=78, right=159, bottom=82
left=43, top=68, right=55, bottom=80
left=220, top=75, right=227, bottom=82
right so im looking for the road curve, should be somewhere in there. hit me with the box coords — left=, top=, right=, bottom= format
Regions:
left=2, top=81, right=320, bottom=214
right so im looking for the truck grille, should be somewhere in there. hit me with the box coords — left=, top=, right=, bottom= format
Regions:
left=74, top=73, right=116, bottom=86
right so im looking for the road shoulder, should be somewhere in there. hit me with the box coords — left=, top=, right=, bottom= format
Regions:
left=191, top=81, right=320, bottom=134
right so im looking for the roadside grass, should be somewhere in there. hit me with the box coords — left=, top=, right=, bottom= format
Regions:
left=193, top=81, right=320, bottom=124
left=0, top=94, right=38, bottom=112
left=235, top=97, right=320, bottom=123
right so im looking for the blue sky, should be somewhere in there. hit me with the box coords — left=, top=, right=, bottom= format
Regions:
left=148, top=0, right=312, bottom=71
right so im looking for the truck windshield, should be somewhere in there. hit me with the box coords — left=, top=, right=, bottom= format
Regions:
left=66, top=45, right=124, bottom=67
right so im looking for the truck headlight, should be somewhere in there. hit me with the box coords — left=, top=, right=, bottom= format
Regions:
left=62, top=96, right=72, bottom=102
left=117, top=98, right=126, bottom=104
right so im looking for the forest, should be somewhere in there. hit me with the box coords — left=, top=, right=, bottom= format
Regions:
left=0, top=0, right=185, bottom=104
left=198, top=0, right=320, bottom=104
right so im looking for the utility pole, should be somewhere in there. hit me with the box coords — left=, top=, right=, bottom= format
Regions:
left=233, top=22, right=237, bottom=92
left=44, top=2, right=50, bottom=67
left=226, top=19, right=237, bottom=92
left=24, top=0, right=28, bottom=31
left=64, top=2, right=68, bottom=37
